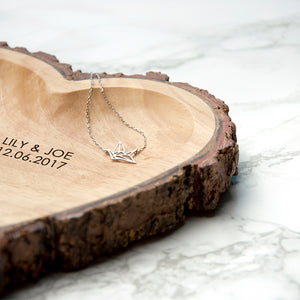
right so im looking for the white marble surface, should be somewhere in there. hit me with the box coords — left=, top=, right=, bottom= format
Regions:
left=1, top=0, right=300, bottom=299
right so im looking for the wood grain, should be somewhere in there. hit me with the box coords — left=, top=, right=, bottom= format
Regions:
left=0, top=42, right=239, bottom=294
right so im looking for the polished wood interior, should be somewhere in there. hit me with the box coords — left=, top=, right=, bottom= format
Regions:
left=0, top=49, right=215, bottom=227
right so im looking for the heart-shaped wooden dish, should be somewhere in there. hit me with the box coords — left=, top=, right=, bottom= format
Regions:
left=0, top=42, right=238, bottom=294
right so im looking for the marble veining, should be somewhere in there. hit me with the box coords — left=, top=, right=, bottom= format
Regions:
left=4, top=215, right=300, bottom=300
left=1, top=0, right=300, bottom=299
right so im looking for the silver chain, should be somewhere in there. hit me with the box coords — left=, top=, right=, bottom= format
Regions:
left=86, top=72, right=147, bottom=160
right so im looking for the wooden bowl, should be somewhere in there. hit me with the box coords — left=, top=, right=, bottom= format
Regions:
left=0, top=42, right=238, bottom=294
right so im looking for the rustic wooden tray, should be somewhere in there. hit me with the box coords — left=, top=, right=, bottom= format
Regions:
left=0, top=42, right=238, bottom=294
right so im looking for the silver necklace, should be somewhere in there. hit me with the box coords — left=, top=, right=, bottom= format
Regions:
left=86, top=72, right=147, bottom=164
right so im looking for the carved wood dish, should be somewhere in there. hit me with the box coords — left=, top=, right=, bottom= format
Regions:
left=0, top=42, right=239, bottom=294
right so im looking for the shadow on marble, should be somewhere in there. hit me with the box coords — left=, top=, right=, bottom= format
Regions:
left=2, top=180, right=240, bottom=299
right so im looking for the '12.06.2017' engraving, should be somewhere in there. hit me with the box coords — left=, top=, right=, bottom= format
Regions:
left=0, top=137, right=74, bottom=170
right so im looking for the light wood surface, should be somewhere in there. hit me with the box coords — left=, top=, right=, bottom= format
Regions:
left=0, top=48, right=215, bottom=228
left=0, top=43, right=238, bottom=295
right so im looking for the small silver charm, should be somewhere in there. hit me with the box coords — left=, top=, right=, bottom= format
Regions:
left=86, top=73, right=147, bottom=164
left=104, top=141, right=137, bottom=164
